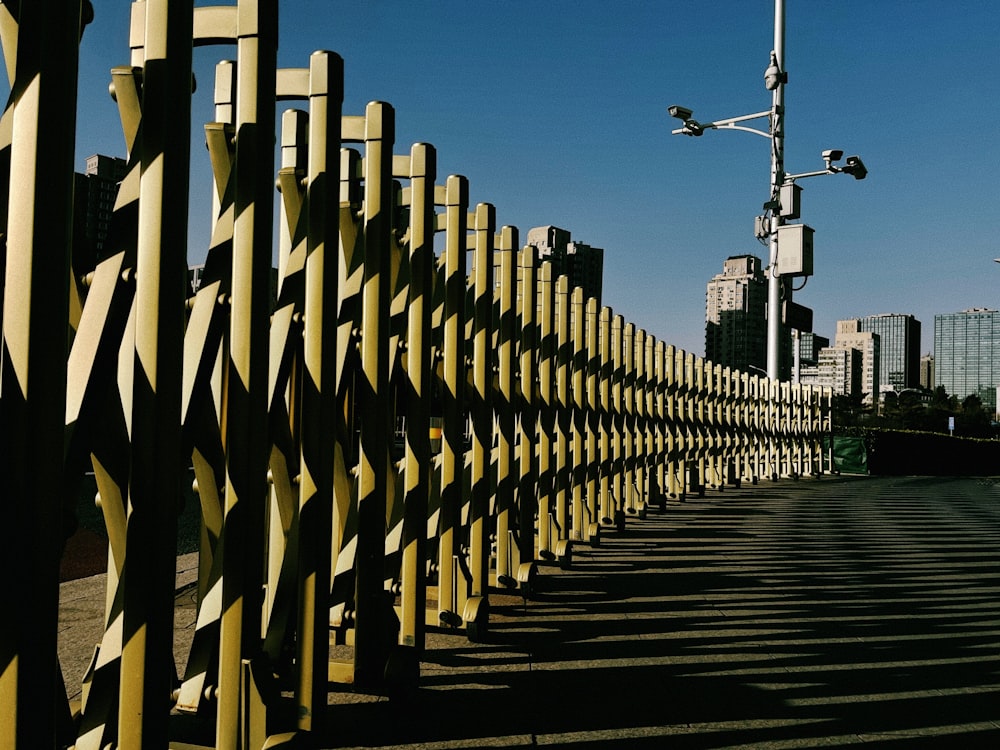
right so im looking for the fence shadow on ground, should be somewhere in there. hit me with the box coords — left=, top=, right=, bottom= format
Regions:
left=290, top=476, right=1000, bottom=749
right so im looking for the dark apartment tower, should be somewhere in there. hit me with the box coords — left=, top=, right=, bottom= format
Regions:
left=705, top=254, right=767, bottom=372
left=73, top=153, right=127, bottom=277
left=525, top=225, right=604, bottom=306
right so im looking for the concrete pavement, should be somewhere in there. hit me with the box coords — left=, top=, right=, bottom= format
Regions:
left=58, top=475, right=1000, bottom=748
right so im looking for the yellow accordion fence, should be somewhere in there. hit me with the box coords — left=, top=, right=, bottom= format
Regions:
left=0, top=2, right=832, bottom=748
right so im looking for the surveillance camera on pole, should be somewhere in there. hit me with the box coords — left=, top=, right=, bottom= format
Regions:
left=667, top=0, right=869, bottom=381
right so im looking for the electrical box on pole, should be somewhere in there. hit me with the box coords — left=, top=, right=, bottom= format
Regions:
left=779, top=182, right=801, bottom=219
left=776, top=223, right=814, bottom=277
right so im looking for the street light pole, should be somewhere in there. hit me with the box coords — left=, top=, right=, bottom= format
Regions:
left=669, top=0, right=866, bottom=383
left=766, top=0, right=786, bottom=380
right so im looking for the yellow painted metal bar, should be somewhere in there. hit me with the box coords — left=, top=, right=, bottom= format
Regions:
left=622, top=323, right=636, bottom=518
left=598, top=307, right=613, bottom=523
left=752, top=374, right=765, bottom=482
left=584, top=297, right=600, bottom=541
left=397, top=142, right=436, bottom=670
left=437, top=174, right=468, bottom=625
left=570, top=286, right=586, bottom=541
left=118, top=2, right=192, bottom=746
left=174, top=57, right=239, bottom=721
left=644, top=332, right=656, bottom=511
left=722, top=366, right=735, bottom=487
left=0, top=3, right=84, bottom=746
left=694, top=356, right=706, bottom=493
left=703, top=362, right=717, bottom=489
left=737, top=371, right=749, bottom=483
left=632, top=327, right=646, bottom=516
left=294, top=49, right=344, bottom=733
left=536, top=263, right=555, bottom=555
left=494, top=227, right=519, bottom=586
left=516, top=245, right=539, bottom=588
left=466, top=201, right=495, bottom=635
left=753, top=374, right=763, bottom=480
left=262, top=106, right=306, bottom=638
left=683, top=351, right=695, bottom=497
left=328, top=146, right=362, bottom=640
left=217, top=2, right=278, bottom=747
left=653, top=340, right=666, bottom=507
left=664, top=345, right=679, bottom=498
left=610, top=315, right=624, bottom=527
left=352, top=100, right=395, bottom=689
left=554, top=275, right=571, bottom=550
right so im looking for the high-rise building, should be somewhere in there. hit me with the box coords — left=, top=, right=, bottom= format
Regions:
left=705, top=254, right=767, bottom=372
left=834, top=319, right=880, bottom=400
left=800, top=346, right=862, bottom=397
left=919, top=353, right=935, bottom=390
left=73, top=153, right=127, bottom=275
left=797, top=331, right=830, bottom=366
left=856, top=313, right=921, bottom=391
left=934, top=308, right=1000, bottom=409
left=525, top=225, right=604, bottom=305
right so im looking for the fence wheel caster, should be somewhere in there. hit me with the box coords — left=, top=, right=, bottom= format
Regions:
left=463, top=596, right=489, bottom=643
left=588, top=523, right=601, bottom=547
left=516, top=562, right=537, bottom=598
left=555, top=539, right=572, bottom=569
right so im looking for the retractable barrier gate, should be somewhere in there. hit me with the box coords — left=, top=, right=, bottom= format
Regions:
left=0, top=2, right=832, bottom=747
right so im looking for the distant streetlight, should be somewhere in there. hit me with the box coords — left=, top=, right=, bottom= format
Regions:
left=668, top=0, right=867, bottom=381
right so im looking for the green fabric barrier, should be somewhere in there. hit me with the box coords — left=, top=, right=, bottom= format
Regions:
left=828, top=435, right=868, bottom=474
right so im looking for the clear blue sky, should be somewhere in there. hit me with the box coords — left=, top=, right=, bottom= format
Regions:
left=23, top=1, right=1000, bottom=356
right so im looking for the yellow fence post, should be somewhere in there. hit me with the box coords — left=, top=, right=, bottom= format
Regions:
left=643, top=333, right=657, bottom=514
left=118, top=1, right=192, bottom=746
left=554, top=275, right=571, bottom=561
left=653, top=341, right=667, bottom=510
left=664, top=345, right=679, bottom=499
left=292, top=49, right=344, bottom=734
left=610, top=315, right=625, bottom=528
left=214, top=2, right=278, bottom=747
left=395, top=141, right=436, bottom=680
left=537, top=263, right=556, bottom=557
left=347, top=101, right=395, bottom=688
left=622, top=323, right=637, bottom=519
left=584, top=297, right=601, bottom=542
left=516, top=246, right=539, bottom=592
left=437, top=174, right=468, bottom=626
left=570, top=286, right=586, bottom=543
left=632, top=327, right=647, bottom=517
left=0, top=3, right=85, bottom=747
left=466, top=201, right=495, bottom=637
left=597, top=307, right=614, bottom=526
left=494, top=227, right=520, bottom=588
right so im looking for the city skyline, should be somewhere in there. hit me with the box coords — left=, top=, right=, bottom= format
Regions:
left=5, top=1, right=996, bottom=358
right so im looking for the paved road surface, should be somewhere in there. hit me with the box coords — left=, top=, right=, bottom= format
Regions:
left=58, top=475, right=1000, bottom=748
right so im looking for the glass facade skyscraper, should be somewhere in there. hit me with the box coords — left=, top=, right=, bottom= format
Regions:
left=934, top=309, right=1000, bottom=409
left=857, top=313, right=921, bottom=390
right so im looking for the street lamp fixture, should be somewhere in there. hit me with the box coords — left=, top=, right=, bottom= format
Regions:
left=668, top=105, right=772, bottom=139
left=668, top=0, right=866, bottom=381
